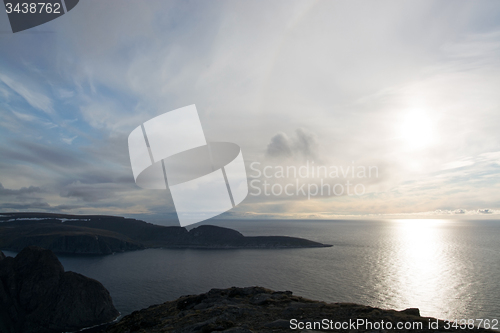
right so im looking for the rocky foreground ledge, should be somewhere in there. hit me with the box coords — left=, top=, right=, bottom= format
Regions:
left=104, top=287, right=494, bottom=333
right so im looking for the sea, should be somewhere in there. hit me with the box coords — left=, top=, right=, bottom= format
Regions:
left=3, top=219, right=500, bottom=326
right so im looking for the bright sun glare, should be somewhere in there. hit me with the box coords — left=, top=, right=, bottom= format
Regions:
left=399, top=109, right=434, bottom=150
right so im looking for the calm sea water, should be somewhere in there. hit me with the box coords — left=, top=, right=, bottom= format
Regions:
left=4, top=219, right=500, bottom=324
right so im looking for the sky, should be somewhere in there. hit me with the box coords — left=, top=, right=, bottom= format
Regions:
left=1, top=0, right=500, bottom=224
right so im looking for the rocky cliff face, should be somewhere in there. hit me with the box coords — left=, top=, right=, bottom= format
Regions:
left=0, top=247, right=119, bottom=333
left=105, top=287, right=494, bottom=333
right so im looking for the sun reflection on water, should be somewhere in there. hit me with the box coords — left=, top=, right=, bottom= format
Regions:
left=387, top=219, right=461, bottom=318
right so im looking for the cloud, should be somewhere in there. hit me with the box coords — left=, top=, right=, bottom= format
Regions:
left=59, top=181, right=121, bottom=202
left=430, top=209, right=500, bottom=216
left=478, top=151, right=500, bottom=165
left=0, top=202, right=51, bottom=210
left=294, top=128, right=318, bottom=158
left=78, top=97, right=148, bottom=134
left=11, top=110, right=38, bottom=122
left=266, top=132, right=293, bottom=158
left=0, top=140, right=87, bottom=170
left=57, top=89, right=75, bottom=99
left=0, top=183, right=50, bottom=212
left=0, top=183, right=43, bottom=197
left=0, top=73, right=54, bottom=114
left=266, top=128, right=318, bottom=160
left=62, top=136, right=77, bottom=145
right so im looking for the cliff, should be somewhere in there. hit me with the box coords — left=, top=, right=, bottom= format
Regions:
left=0, top=247, right=119, bottom=333
left=104, top=286, right=494, bottom=333
left=0, top=213, right=331, bottom=254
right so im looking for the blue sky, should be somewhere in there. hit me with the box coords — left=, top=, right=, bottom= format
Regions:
left=1, top=0, right=500, bottom=223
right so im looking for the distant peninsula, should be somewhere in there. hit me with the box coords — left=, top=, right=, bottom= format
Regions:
left=0, top=213, right=331, bottom=255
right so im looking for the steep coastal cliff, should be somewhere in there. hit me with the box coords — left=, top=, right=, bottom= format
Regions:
left=0, top=247, right=119, bottom=333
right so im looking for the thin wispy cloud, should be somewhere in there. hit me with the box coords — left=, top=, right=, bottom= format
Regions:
left=0, top=73, right=54, bottom=114
left=61, top=136, right=78, bottom=145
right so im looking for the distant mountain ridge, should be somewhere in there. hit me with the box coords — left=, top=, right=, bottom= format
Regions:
left=0, top=213, right=331, bottom=254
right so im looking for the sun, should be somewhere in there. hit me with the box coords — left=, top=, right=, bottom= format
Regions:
left=398, top=109, right=434, bottom=150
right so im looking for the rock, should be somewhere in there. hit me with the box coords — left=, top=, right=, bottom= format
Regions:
left=0, top=246, right=119, bottom=333
left=49, top=271, right=120, bottom=330
left=400, top=307, right=421, bottom=316
left=249, top=293, right=273, bottom=305
left=263, top=319, right=290, bottom=328
left=104, top=286, right=495, bottom=333
left=221, top=328, right=254, bottom=333
left=188, top=224, right=244, bottom=241
left=177, top=293, right=207, bottom=310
